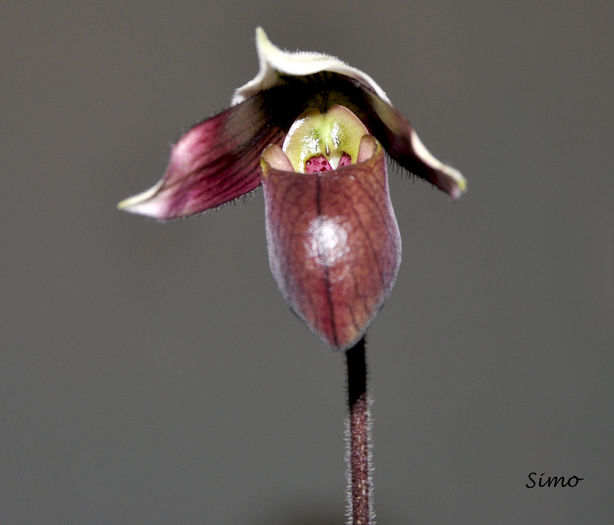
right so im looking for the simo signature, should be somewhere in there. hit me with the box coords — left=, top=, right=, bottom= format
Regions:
left=526, top=472, right=584, bottom=488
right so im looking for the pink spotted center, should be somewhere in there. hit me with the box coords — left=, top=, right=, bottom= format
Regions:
left=304, top=152, right=353, bottom=173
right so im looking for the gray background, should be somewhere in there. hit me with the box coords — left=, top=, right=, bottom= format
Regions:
left=2, top=1, right=612, bottom=524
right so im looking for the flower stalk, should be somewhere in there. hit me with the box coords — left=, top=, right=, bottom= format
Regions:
left=346, top=336, right=372, bottom=525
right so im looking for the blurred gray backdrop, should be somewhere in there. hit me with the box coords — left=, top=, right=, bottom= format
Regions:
left=2, top=1, right=612, bottom=524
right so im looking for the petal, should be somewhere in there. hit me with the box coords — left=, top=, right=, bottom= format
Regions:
left=261, top=137, right=401, bottom=350
left=353, top=89, right=467, bottom=199
left=118, top=94, right=288, bottom=219
left=232, top=28, right=392, bottom=106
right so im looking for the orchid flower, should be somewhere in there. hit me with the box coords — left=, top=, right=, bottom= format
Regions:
left=119, top=28, right=466, bottom=351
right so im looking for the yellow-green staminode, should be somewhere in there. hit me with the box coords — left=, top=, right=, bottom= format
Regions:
left=282, top=105, right=368, bottom=172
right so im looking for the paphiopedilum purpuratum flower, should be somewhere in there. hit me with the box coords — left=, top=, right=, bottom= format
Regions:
left=119, top=28, right=466, bottom=351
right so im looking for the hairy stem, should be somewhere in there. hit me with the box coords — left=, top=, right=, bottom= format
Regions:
left=346, top=336, right=372, bottom=524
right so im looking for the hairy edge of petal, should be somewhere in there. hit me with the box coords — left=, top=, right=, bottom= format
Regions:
left=261, top=137, right=401, bottom=350
left=118, top=95, right=286, bottom=220
left=232, top=28, right=391, bottom=107
left=409, top=129, right=467, bottom=198
left=328, top=81, right=467, bottom=199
